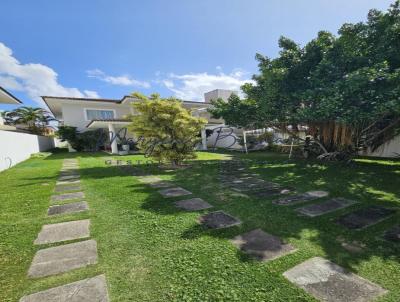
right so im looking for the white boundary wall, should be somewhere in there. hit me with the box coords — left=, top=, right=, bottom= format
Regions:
left=361, top=134, right=400, bottom=158
left=0, top=130, right=55, bottom=172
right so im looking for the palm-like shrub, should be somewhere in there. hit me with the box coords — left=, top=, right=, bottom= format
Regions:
left=1, top=106, right=55, bottom=134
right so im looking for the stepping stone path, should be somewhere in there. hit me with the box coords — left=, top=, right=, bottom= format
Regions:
left=335, top=205, right=395, bottom=230
left=273, top=191, right=328, bottom=206
left=48, top=201, right=89, bottom=216
left=20, top=274, right=109, bottom=302
left=34, top=219, right=90, bottom=245
left=175, top=198, right=213, bottom=211
left=232, top=228, right=296, bottom=261
left=28, top=239, right=98, bottom=278
left=199, top=211, right=241, bottom=229
left=134, top=158, right=395, bottom=301
left=57, top=179, right=81, bottom=186
left=218, top=160, right=295, bottom=198
left=137, top=176, right=162, bottom=184
left=51, top=191, right=85, bottom=202
left=58, top=174, right=80, bottom=181
left=158, top=187, right=192, bottom=198
left=148, top=180, right=174, bottom=188
left=383, top=225, right=400, bottom=242
left=283, top=257, right=387, bottom=302
left=248, top=186, right=293, bottom=198
left=54, top=183, right=81, bottom=192
left=22, top=159, right=108, bottom=300
left=295, top=197, right=357, bottom=217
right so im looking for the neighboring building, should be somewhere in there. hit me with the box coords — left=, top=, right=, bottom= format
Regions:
left=0, top=86, right=23, bottom=105
left=43, top=92, right=227, bottom=154
left=204, top=89, right=237, bottom=103
left=0, top=87, right=23, bottom=130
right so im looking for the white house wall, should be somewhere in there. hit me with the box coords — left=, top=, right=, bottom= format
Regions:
left=0, top=130, right=55, bottom=172
left=62, top=102, right=132, bottom=132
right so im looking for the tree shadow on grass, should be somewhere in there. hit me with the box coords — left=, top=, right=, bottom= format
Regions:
left=132, top=152, right=400, bottom=288
left=23, top=151, right=400, bottom=291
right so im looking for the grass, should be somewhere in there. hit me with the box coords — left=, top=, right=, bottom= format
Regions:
left=0, top=151, right=399, bottom=301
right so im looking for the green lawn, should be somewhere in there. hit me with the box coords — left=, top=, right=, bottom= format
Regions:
left=1, top=151, right=399, bottom=301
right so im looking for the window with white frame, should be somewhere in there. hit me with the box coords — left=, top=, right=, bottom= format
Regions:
left=85, top=109, right=115, bottom=120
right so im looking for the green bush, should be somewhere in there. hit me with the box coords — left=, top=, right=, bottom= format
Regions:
left=56, top=126, right=108, bottom=151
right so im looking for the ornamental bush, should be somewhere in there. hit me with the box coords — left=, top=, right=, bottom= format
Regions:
left=129, top=93, right=207, bottom=166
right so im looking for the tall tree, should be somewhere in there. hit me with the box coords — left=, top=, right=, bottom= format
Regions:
left=211, top=1, right=400, bottom=155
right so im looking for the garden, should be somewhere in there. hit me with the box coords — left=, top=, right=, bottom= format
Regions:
left=1, top=2, right=400, bottom=301
left=0, top=150, right=399, bottom=301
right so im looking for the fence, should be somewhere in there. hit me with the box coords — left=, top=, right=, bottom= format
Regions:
left=0, top=130, right=55, bottom=172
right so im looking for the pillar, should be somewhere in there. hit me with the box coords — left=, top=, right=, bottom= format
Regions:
left=108, top=123, right=118, bottom=154
left=201, top=128, right=207, bottom=150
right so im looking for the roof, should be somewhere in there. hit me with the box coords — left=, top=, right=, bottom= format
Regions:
left=42, top=96, right=122, bottom=103
left=0, top=87, right=23, bottom=104
left=42, top=95, right=211, bottom=117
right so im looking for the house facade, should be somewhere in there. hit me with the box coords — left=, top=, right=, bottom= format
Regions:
left=43, top=90, right=230, bottom=154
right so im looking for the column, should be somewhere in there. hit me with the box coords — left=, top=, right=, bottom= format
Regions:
left=108, top=123, right=118, bottom=154
left=201, top=128, right=207, bottom=150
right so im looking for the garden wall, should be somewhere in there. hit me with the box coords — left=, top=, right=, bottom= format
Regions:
left=0, top=130, right=55, bottom=172
left=361, top=134, right=400, bottom=158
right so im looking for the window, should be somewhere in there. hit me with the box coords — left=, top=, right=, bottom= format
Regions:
left=85, top=109, right=115, bottom=120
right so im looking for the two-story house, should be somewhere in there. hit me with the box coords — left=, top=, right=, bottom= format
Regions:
left=43, top=89, right=232, bottom=153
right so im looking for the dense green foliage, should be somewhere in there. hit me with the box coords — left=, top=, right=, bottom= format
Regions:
left=210, top=2, right=400, bottom=152
left=56, top=126, right=107, bottom=151
left=1, top=106, right=54, bottom=135
left=129, top=93, right=207, bottom=165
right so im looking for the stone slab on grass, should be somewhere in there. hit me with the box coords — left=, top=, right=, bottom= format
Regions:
left=59, top=171, right=79, bottom=177
left=56, top=179, right=80, bottom=186
left=148, top=180, right=174, bottom=189
left=61, top=165, right=78, bottom=169
left=306, top=190, right=329, bottom=198
left=175, top=198, right=213, bottom=211
left=51, top=191, right=85, bottom=202
left=137, top=176, right=162, bottom=184
left=199, top=211, right=241, bottom=229
left=48, top=201, right=89, bottom=216
left=58, top=174, right=80, bottom=181
left=296, top=198, right=357, bottom=217
left=34, top=219, right=90, bottom=245
left=158, top=187, right=192, bottom=198
left=230, top=184, right=264, bottom=192
left=249, top=187, right=293, bottom=198
left=383, top=225, right=400, bottom=242
left=273, top=192, right=322, bottom=206
left=28, top=239, right=97, bottom=278
left=335, top=206, right=395, bottom=230
left=20, top=274, right=109, bottom=302
left=54, top=184, right=81, bottom=193
left=63, top=161, right=78, bottom=165
left=283, top=257, right=387, bottom=302
left=232, top=229, right=296, bottom=261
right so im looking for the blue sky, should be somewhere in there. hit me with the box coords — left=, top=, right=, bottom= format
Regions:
left=0, top=0, right=394, bottom=110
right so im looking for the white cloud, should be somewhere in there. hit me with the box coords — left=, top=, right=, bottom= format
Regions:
left=162, top=69, right=254, bottom=101
left=87, top=69, right=150, bottom=88
left=83, top=90, right=100, bottom=98
left=0, top=42, right=99, bottom=106
left=162, top=79, right=174, bottom=88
